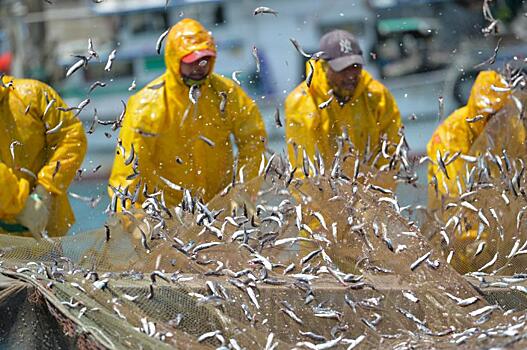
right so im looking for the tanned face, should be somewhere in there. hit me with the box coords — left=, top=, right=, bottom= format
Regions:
left=179, top=57, right=213, bottom=81
left=325, top=63, right=362, bottom=97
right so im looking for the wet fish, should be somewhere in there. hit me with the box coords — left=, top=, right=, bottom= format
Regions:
left=156, top=28, right=170, bottom=54
left=410, top=251, right=431, bottom=271
left=318, top=96, right=333, bottom=110
left=290, top=38, right=311, bottom=58
left=45, top=120, right=63, bottom=135
left=252, top=46, right=260, bottom=74
left=306, top=60, right=314, bottom=88
left=232, top=71, right=242, bottom=85
left=253, top=6, right=278, bottom=16
left=274, top=106, right=282, bottom=127
left=104, top=49, right=117, bottom=72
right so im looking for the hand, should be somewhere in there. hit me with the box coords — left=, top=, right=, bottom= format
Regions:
left=16, top=185, right=51, bottom=238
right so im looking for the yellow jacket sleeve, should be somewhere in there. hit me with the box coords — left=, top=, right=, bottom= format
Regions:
left=108, top=94, right=160, bottom=209
left=36, top=86, right=87, bottom=196
left=377, top=87, right=402, bottom=147
left=427, top=112, right=471, bottom=199
left=231, top=88, right=267, bottom=181
left=285, top=86, right=322, bottom=169
left=0, top=162, right=30, bottom=218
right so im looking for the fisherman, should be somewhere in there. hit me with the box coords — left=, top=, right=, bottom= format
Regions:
left=427, top=70, right=525, bottom=272
left=427, top=70, right=518, bottom=208
left=109, top=18, right=267, bottom=210
left=285, top=29, right=402, bottom=189
left=0, top=74, right=87, bottom=237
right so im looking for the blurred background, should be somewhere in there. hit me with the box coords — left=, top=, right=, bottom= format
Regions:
left=0, top=0, right=526, bottom=234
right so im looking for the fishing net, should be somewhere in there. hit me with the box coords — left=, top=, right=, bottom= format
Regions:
left=2, top=144, right=527, bottom=350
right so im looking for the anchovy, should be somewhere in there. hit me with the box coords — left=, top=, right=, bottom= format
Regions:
left=280, top=307, right=303, bottom=325
left=192, top=242, right=223, bottom=254
left=318, top=96, right=333, bottom=110
left=219, top=91, right=227, bottom=113
left=43, top=98, right=56, bottom=118
left=436, top=149, right=449, bottom=179
left=128, top=79, right=137, bottom=91
left=274, top=106, right=282, bottom=127
left=198, top=135, right=215, bottom=147
left=156, top=28, right=170, bottom=54
left=252, top=46, right=260, bottom=74
left=466, top=114, right=485, bottom=123
left=89, top=81, right=106, bottom=93
left=104, top=49, right=117, bottom=72
left=52, top=161, right=61, bottom=178
left=159, top=176, right=183, bottom=191
left=124, top=143, right=135, bottom=166
left=88, top=38, right=98, bottom=59
left=403, top=291, right=419, bottom=303
left=410, top=251, right=431, bottom=271
left=301, top=249, right=322, bottom=265
left=475, top=241, right=485, bottom=256
left=66, top=56, right=88, bottom=78
left=232, top=70, right=242, bottom=85
left=306, top=60, right=314, bottom=88
left=253, top=6, right=279, bottom=16
left=299, top=330, right=326, bottom=342
left=445, top=292, right=479, bottom=306
left=290, top=38, right=311, bottom=58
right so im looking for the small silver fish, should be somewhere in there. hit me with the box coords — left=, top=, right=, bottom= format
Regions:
left=274, top=106, right=282, bottom=127
left=232, top=71, right=242, bottom=85
left=252, top=46, right=260, bottom=74
left=318, top=96, right=333, bottom=110
left=104, top=49, right=117, bottom=72
left=219, top=91, right=227, bottom=113
left=156, top=28, right=170, bottom=55
left=198, top=135, right=215, bottom=148
left=306, top=60, right=314, bottom=88
left=290, top=38, right=311, bottom=58
left=410, top=251, right=431, bottom=271
left=466, top=115, right=485, bottom=123
left=253, top=6, right=279, bottom=16
left=128, top=79, right=137, bottom=91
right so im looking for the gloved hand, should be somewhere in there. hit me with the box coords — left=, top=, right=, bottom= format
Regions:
left=16, top=185, right=51, bottom=238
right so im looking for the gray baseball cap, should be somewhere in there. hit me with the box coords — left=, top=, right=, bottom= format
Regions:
left=320, top=29, right=363, bottom=72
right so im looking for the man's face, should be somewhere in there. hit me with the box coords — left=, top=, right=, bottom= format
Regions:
left=325, top=63, right=362, bottom=96
left=180, top=56, right=213, bottom=81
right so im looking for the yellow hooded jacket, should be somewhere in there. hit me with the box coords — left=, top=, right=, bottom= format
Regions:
left=285, top=60, right=402, bottom=180
left=109, top=19, right=267, bottom=208
left=427, top=70, right=519, bottom=203
left=0, top=76, right=87, bottom=236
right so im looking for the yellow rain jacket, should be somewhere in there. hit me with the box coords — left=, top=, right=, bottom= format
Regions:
left=285, top=60, right=402, bottom=185
left=0, top=76, right=87, bottom=236
left=109, top=19, right=267, bottom=209
left=427, top=71, right=517, bottom=203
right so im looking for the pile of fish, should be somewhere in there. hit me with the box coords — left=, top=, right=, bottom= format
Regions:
left=2, top=147, right=527, bottom=349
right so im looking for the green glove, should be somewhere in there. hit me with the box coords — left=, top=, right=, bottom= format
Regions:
left=16, top=185, right=51, bottom=239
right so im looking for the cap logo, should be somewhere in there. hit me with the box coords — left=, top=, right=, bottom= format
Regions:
left=339, top=38, right=353, bottom=54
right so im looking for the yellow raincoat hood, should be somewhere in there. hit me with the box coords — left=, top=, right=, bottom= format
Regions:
left=164, top=18, right=217, bottom=88
left=109, top=18, right=266, bottom=209
left=465, top=70, right=510, bottom=136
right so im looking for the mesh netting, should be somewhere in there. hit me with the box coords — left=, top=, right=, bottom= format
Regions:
left=2, top=148, right=527, bottom=349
